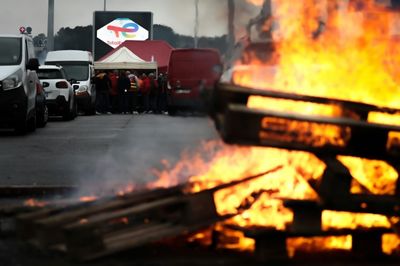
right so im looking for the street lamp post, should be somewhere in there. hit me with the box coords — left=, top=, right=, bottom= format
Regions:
left=104, top=0, right=107, bottom=11
left=194, top=0, right=199, bottom=48
left=47, top=0, right=55, bottom=51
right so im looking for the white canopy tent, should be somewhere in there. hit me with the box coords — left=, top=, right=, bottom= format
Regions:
left=94, top=47, right=158, bottom=71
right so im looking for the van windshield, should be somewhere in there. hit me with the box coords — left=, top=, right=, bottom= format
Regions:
left=0, top=37, right=22, bottom=65
left=47, top=62, right=88, bottom=81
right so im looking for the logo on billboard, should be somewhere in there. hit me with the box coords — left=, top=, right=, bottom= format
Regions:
left=97, top=18, right=149, bottom=48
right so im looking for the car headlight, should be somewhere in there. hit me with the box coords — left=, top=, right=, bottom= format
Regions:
left=75, top=85, right=88, bottom=93
left=2, top=71, right=22, bottom=91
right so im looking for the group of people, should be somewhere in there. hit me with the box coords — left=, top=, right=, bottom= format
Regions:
left=94, top=70, right=168, bottom=115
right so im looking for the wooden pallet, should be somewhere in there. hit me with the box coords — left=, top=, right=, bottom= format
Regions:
left=209, top=83, right=400, bottom=161
left=15, top=168, right=282, bottom=261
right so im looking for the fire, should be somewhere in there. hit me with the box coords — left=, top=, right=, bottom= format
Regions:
left=24, top=198, right=47, bottom=208
left=79, top=196, right=97, bottom=202
left=151, top=0, right=400, bottom=256
left=338, top=156, right=398, bottom=195
left=228, top=0, right=400, bottom=255
left=234, top=1, right=400, bottom=109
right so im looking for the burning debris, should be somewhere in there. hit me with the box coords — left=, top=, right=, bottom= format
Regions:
left=205, top=0, right=400, bottom=260
left=10, top=168, right=281, bottom=261
left=1, top=0, right=400, bottom=263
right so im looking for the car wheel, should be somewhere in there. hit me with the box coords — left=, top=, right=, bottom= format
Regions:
left=63, top=96, right=78, bottom=121
left=72, top=98, right=78, bottom=118
left=37, top=105, right=48, bottom=128
left=27, top=112, right=37, bottom=132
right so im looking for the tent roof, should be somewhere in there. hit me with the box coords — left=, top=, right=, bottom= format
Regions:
left=95, top=47, right=157, bottom=70
left=120, top=40, right=173, bottom=69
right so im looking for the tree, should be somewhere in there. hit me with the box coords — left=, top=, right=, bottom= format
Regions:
left=153, top=24, right=178, bottom=47
left=54, top=25, right=93, bottom=51
left=33, top=33, right=47, bottom=47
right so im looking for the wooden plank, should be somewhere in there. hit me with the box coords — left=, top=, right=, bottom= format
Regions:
left=314, top=156, right=353, bottom=201
left=68, top=217, right=226, bottom=261
left=241, top=226, right=393, bottom=239
left=0, top=186, right=77, bottom=198
left=62, top=189, right=229, bottom=261
left=219, top=103, right=398, bottom=160
left=282, top=195, right=400, bottom=216
left=32, top=186, right=184, bottom=247
left=63, top=196, right=183, bottom=231
left=216, top=83, right=400, bottom=116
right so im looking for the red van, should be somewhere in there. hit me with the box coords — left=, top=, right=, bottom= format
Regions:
left=167, top=48, right=222, bottom=115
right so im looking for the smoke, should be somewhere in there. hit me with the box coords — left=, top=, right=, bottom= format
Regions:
left=233, top=0, right=264, bottom=39
left=73, top=116, right=219, bottom=198
left=36, top=49, right=48, bottom=65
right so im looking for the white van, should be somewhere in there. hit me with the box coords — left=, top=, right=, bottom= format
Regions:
left=45, top=50, right=96, bottom=115
left=0, top=34, right=43, bottom=133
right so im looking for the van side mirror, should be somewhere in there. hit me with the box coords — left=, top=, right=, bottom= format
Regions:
left=27, top=58, right=40, bottom=71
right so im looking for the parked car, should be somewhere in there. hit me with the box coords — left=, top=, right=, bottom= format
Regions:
left=35, top=76, right=48, bottom=127
left=37, top=65, right=77, bottom=120
left=0, top=34, right=43, bottom=133
left=45, top=50, right=96, bottom=115
left=167, top=48, right=223, bottom=115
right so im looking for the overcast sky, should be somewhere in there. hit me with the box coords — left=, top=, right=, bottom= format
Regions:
left=0, top=0, right=259, bottom=37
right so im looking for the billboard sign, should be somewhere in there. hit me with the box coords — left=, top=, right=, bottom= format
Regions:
left=93, top=11, right=153, bottom=61
left=97, top=18, right=149, bottom=48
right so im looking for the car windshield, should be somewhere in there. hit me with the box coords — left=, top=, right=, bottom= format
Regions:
left=0, top=37, right=21, bottom=65
left=47, top=62, right=88, bottom=81
left=37, top=69, right=64, bottom=80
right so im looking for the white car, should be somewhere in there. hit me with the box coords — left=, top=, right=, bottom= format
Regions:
left=37, top=65, right=77, bottom=120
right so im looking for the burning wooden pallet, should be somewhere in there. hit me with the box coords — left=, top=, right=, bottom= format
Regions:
left=206, top=82, right=400, bottom=260
left=14, top=169, right=280, bottom=261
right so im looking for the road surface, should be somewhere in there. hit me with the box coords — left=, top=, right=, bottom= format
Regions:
left=0, top=114, right=219, bottom=195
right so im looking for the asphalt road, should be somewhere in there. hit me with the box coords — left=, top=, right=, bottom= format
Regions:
left=0, top=114, right=219, bottom=194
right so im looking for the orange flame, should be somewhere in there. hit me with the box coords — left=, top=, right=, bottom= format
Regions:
left=24, top=198, right=47, bottom=208
left=153, top=0, right=400, bottom=255
left=79, top=196, right=97, bottom=202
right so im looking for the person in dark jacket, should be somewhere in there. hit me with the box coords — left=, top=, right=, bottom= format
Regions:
left=95, top=70, right=111, bottom=114
left=108, top=70, right=119, bottom=114
left=148, top=73, right=159, bottom=114
left=118, top=71, right=131, bottom=114
left=157, top=73, right=168, bottom=114
left=140, top=73, right=151, bottom=113
left=127, top=71, right=139, bottom=114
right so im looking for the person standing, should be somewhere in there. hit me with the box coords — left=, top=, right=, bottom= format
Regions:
left=95, top=70, right=111, bottom=114
left=127, top=71, right=139, bottom=114
left=157, top=73, right=168, bottom=114
left=148, top=73, right=159, bottom=114
left=109, top=70, right=119, bottom=113
left=140, top=73, right=151, bottom=113
left=118, top=71, right=131, bottom=114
